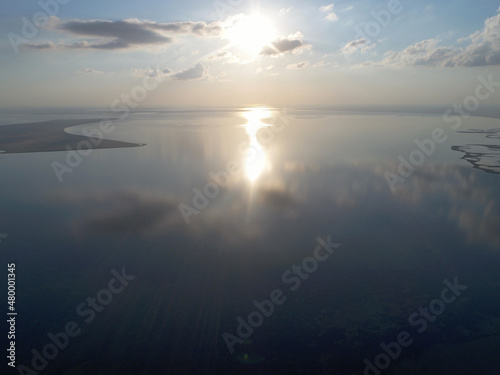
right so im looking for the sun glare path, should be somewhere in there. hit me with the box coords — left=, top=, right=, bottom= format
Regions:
left=242, top=108, right=273, bottom=182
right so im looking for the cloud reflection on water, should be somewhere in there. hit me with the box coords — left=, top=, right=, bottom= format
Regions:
left=50, top=160, right=500, bottom=253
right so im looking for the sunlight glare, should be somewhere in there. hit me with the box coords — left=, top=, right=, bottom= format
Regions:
left=242, top=108, right=272, bottom=182
left=225, top=14, right=277, bottom=56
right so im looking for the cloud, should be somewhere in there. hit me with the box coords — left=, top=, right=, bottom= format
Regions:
left=341, top=38, right=376, bottom=63
left=208, top=50, right=230, bottom=61
left=26, top=17, right=223, bottom=51
left=320, top=4, right=338, bottom=22
left=319, top=4, right=334, bottom=12
left=130, top=66, right=172, bottom=77
left=374, top=10, right=500, bottom=67
left=172, top=63, right=206, bottom=81
left=376, top=38, right=460, bottom=67
left=214, top=71, right=227, bottom=80
left=57, top=19, right=172, bottom=49
left=287, top=61, right=310, bottom=70
left=77, top=68, right=103, bottom=74
left=342, top=38, right=367, bottom=52
left=207, top=50, right=241, bottom=64
left=312, top=60, right=330, bottom=68
left=130, top=64, right=214, bottom=81
left=260, top=32, right=308, bottom=56
left=23, top=42, right=54, bottom=49
left=279, top=7, right=292, bottom=16
left=325, top=13, right=339, bottom=21
left=342, top=38, right=376, bottom=55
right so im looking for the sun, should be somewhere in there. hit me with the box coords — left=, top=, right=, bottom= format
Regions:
left=224, top=14, right=277, bottom=57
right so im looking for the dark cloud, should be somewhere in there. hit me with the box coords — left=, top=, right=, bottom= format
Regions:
left=150, top=21, right=220, bottom=35
left=23, top=42, right=54, bottom=49
left=260, top=33, right=307, bottom=56
left=173, top=63, right=206, bottom=81
left=57, top=19, right=172, bottom=49
left=345, top=38, right=367, bottom=49
left=27, top=18, right=223, bottom=51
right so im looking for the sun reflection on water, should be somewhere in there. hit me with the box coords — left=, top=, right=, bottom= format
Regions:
left=242, top=108, right=272, bottom=182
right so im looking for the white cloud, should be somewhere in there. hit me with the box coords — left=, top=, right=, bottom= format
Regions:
left=208, top=50, right=231, bottom=61
left=320, top=4, right=338, bottom=22
left=319, top=4, right=334, bottom=13
left=325, top=12, right=339, bottom=22
left=373, top=9, right=500, bottom=67
left=207, top=50, right=241, bottom=64
left=312, top=60, right=330, bottom=68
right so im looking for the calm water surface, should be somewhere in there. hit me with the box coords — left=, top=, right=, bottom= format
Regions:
left=1, top=108, right=499, bottom=374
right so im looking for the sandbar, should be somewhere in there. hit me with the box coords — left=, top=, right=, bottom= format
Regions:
left=0, top=118, right=145, bottom=154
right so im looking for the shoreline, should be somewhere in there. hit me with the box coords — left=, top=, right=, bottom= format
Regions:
left=0, top=118, right=145, bottom=154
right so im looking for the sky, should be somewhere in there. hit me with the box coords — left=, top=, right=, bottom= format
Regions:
left=1, top=0, right=500, bottom=108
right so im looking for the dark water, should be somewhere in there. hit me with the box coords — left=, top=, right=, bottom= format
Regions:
left=1, top=108, right=499, bottom=374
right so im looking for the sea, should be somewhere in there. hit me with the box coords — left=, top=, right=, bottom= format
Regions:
left=0, top=107, right=499, bottom=374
